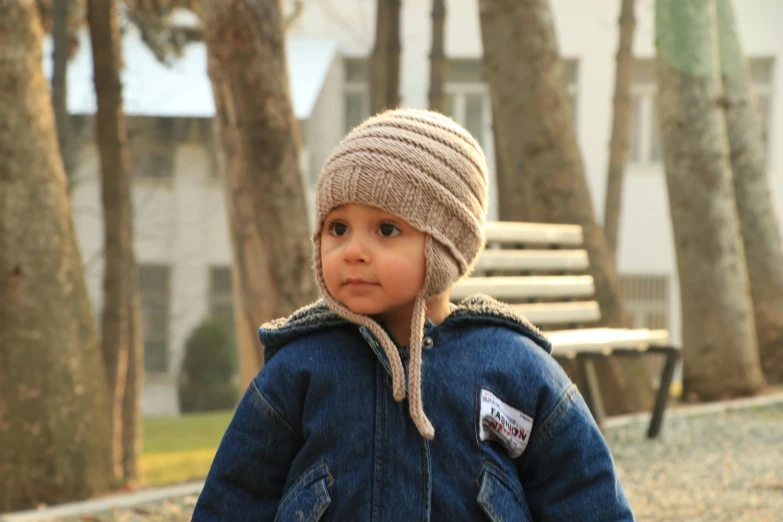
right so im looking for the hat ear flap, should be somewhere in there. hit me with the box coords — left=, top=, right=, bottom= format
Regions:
left=424, top=236, right=461, bottom=300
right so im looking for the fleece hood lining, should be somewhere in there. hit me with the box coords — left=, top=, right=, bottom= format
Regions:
left=259, top=294, right=552, bottom=361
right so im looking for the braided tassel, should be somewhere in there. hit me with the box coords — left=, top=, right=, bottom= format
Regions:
left=407, top=291, right=435, bottom=439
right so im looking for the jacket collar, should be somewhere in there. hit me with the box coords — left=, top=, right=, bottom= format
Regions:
left=259, top=294, right=552, bottom=363
left=444, top=294, right=551, bottom=353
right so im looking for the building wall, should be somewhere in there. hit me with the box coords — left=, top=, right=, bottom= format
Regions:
left=72, top=134, right=230, bottom=416
left=72, top=110, right=326, bottom=416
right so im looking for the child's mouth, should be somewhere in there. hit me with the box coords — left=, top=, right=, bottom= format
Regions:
left=343, top=278, right=378, bottom=287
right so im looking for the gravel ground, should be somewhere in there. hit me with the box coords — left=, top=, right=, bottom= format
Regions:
left=608, top=404, right=783, bottom=522
left=34, top=404, right=783, bottom=521
left=49, top=496, right=197, bottom=522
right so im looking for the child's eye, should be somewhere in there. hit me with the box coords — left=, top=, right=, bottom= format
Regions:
left=378, top=222, right=401, bottom=237
left=328, top=221, right=349, bottom=237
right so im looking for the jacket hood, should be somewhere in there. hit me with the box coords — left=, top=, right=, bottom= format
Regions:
left=259, top=294, right=552, bottom=363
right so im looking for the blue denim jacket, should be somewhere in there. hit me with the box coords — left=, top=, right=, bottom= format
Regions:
left=193, top=295, right=635, bottom=521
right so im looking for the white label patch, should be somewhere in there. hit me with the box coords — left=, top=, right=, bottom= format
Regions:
left=478, top=389, right=534, bottom=459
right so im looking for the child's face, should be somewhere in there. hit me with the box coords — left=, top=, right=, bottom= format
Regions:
left=320, top=203, right=426, bottom=317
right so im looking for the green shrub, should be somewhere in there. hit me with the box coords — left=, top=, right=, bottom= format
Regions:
left=178, top=319, right=238, bottom=413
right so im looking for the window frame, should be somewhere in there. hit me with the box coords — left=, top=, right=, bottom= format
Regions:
left=342, top=57, right=370, bottom=135
left=629, top=57, right=774, bottom=172
left=752, top=76, right=773, bottom=165
left=139, top=264, right=172, bottom=374
left=444, top=82, right=492, bottom=144
left=208, top=265, right=235, bottom=333
left=629, top=83, right=661, bottom=169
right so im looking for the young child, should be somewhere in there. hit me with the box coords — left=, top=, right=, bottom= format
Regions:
left=192, top=109, right=635, bottom=521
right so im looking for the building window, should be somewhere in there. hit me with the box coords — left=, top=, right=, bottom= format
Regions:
left=340, top=56, right=579, bottom=162
left=446, top=89, right=490, bottom=149
left=170, top=117, right=213, bottom=144
left=565, top=59, right=580, bottom=126
left=156, top=116, right=176, bottom=137
left=444, top=60, right=489, bottom=147
left=205, top=118, right=222, bottom=180
left=70, top=114, right=94, bottom=143
left=139, top=264, right=172, bottom=373
left=128, top=117, right=177, bottom=180
left=630, top=57, right=773, bottom=168
left=749, top=58, right=774, bottom=161
left=445, top=58, right=579, bottom=151
left=343, top=58, right=370, bottom=135
left=209, top=266, right=234, bottom=333
left=618, top=274, right=670, bottom=330
left=133, top=146, right=176, bottom=179
left=629, top=60, right=661, bottom=167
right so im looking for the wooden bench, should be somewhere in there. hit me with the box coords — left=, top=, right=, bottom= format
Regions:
left=452, top=221, right=681, bottom=438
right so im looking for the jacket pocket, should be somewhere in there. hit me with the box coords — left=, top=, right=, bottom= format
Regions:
left=476, top=462, right=533, bottom=522
left=274, top=463, right=334, bottom=522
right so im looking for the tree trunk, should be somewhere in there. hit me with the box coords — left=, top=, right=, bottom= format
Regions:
left=603, top=0, right=636, bottom=263
left=656, top=0, right=766, bottom=399
left=370, top=0, right=390, bottom=114
left=490, top=92, right=507, bottom=194
left=122, top=101, right=144, bottom=476
left=121, top=255, right=143, bottom=483
left=370, top=0, right=401, bottom=114
left=386, top=0, right=401, bottom=109
left=203, top=0, right=320, bottom=393
left=51, top=0, right=77, bottom=187
left=428, top=0, right=447, bottom=113
left=87, top=0, right=137, bottom=480
left=0, top=1, right=113, bottom=510
left=479, top=0, right=654, bottom=415
left=715, top=0, right=783, bottom=384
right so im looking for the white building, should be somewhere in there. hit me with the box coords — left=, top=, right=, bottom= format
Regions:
left=47, top=0, right=782, bottom=415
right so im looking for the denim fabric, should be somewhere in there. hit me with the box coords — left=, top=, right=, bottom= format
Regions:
left=192, top=295, right=635, bottom=521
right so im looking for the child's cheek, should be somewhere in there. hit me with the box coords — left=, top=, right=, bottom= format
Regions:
left=319, top=244, right=336, bottom=286
left=326, top=258, right=348, bottom=295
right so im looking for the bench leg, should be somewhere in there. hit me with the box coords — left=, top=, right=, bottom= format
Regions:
left=647, top=349, right=679, bottom=438
left=579, top=356, right=606, bottom=430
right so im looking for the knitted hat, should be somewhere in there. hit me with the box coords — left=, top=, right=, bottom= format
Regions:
left=313, top=108, right=489, bottom=439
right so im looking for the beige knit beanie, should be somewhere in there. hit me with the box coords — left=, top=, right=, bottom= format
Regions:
left=313, top=108, right=489, bottom=439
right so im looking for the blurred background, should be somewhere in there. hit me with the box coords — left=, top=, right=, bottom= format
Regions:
left=47, top=0, right=781, bottom=415
left=1, top=0, right=781, bottom=517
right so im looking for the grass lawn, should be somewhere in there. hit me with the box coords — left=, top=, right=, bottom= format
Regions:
left=141, top=410, right=233, bottom=487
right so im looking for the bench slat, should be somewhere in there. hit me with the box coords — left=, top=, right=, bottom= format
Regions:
left=510, top=301, right=601, bottom=325
left=485, top=222, right=583, bottom=246
left=476, top=249, right=589, bottom=272
left=547, top=328, right=673, bottom=357
left=451, top=275, right=594, bottom=301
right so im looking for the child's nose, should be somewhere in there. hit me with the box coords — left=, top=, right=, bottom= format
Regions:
left=343, top=234, right=370, bottom=263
